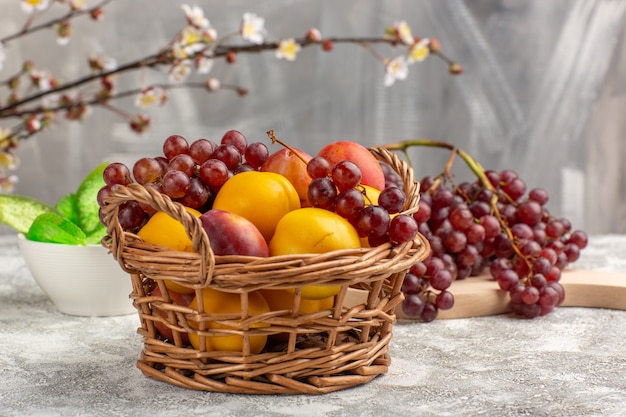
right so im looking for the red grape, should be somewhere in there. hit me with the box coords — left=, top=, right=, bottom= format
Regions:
left=168, top=153, right=195, bottom=177
left=189, top=138, right=216, bottom=164
left=517, top=200, right=542, bottom=226
left=435, top=290, right=455, bottom=310
left=378, top=186, right=406, bottom=214
left=420, top=302, right=438, bottom=322
left=161, top=169, right=190, bottom=199
left=117, top=201, right=147, bottom=232
left=244, top=142, right=269, bottom=169
left=163, top=134, right=189, bottom=159
left=307, top=177, right=337, bottom=210
left=402, top=294, right=425, bottom=317
left=220, top=130, right=248, bottom=154
left=306, top=156, right=331, bottom=179
left=529, top=187, right=549, bottom=205
left=401, top=273, right=423, bottom=294
left=388, top=214, right=418, bottom=244
left=103, top=162, right=132, bottom=186
left=178, top=176, right=210, bottom=209
left=496, top=269, right=519, bottom=291
left=335, top=188, right=365, bottom=219
left=198, top=159, right=230, bottom=189
left=413, top=199, right=432, bottom=223
left=449, top=206, right=473, bottom=230
left=355, top=205, right=390, bottom=239
left=133, top=157, right=164, bottom=185
left=331, top=160, right=362, bottom=192
left=212, top=144, right=242, bottom=170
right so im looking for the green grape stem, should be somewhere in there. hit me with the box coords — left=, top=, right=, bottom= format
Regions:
left=383, top=139, right=534, bottom=279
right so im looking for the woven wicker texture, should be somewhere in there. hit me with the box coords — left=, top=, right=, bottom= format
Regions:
left=101, top=146, right=430, bottom=394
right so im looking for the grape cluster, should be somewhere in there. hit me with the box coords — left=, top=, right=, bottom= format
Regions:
left=305, top=157, right=418, bottom=246
left=402, top=169, right=588, bottom=321
left=97, top=130, right=269, bottom=231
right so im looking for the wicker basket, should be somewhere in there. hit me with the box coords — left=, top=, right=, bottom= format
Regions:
left=101, top=146, right=430, bottom=394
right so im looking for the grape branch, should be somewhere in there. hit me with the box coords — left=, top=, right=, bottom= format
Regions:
left=384, top=139, right=588, bottom=320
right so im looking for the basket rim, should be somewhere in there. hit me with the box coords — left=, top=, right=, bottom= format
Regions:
left=100, top=145, right=426, bottom=290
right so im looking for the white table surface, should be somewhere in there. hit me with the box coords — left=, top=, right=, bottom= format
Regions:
left=1, top=233, right=625, bottom=417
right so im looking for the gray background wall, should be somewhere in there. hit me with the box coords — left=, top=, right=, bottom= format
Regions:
left=2, top=0, right=626, bottom=234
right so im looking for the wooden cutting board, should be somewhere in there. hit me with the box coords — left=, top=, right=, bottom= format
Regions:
left=344, top=269, right=626, bottom=319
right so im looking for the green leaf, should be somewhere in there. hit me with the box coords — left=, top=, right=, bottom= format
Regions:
left=75, top=162, right=108, bottom=236
left=26, top=212, right=87, bottom=245
left=0, top=194, right=57, bottom=235
left=55, top=192, right=78, bottom=226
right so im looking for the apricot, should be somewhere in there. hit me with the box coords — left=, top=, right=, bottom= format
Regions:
left=269, top=207, right=361, bottom=299
left=317, top=140, right=386, bottom=191
left=199, top=209, right=269, bottom=257
left=261, top=147, right=312, bottom=207
left=188, top=288, right=270, bottom=353
left=137, top=206, right=202, bottom=294
left=212, top=171, right=300, bottom=242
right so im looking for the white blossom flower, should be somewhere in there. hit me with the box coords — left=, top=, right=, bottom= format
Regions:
left=89, top=53, right=118, bottom=73
left=0, top=149, right=18, bottom=170
left=174, top=26, right=206, bottom=59
left=408, top=38, right=430, bottom=63
left=21, top=0, right=49, bottom=13
left=0, top=129, right=15, bottom=157
left=240, top=12, right=265, bottom=44
left=168, top=60, right=193, bottom=83
left=203, top=27, right=217, bottom=43
left=181, top=4, right=209, bottom=29
left=135, top=86, right=168, bottom=108
left=393, top=20, right=414, bottom=45
left=0, top=174, right=19, bottom=193
left=0, top=42, right=6, bottom=71
left=384, top=55, right=409, bottom=87
left=275, top=38, right=301, bottom=61
left=29, top=69, right=55, bottom=91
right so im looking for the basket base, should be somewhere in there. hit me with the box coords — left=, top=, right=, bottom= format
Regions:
left=136, top=353, right=391, bottom=395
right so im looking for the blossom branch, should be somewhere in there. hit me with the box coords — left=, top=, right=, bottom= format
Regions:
left=0, top=36, right=455, bottom=117
left=0, top=3, right=461, bottom=192
left=2, top=0, right=113, bottom=44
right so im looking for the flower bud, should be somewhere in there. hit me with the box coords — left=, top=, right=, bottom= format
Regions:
left=205, top=78, right=220, bottom=91
left=306, top=28, right=322, bottom=42
left=90, top=8, right=103, bottom=21
left=26, top=116, right=41, bottom=133
left=428, top=38, right=441, bottom=53
left=449, top=63, right=463, bottom=75
left=22, top=61, right=34, bottom=72
left=8, top=77, right=20, bottom=90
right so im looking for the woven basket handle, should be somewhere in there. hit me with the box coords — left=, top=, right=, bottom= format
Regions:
left=101, top=182, right=215, bottom=287
left=368, top=146, right=420, bottom=214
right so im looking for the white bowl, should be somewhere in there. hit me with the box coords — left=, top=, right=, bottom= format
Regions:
left=17, top=234, right=135, bottom=317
